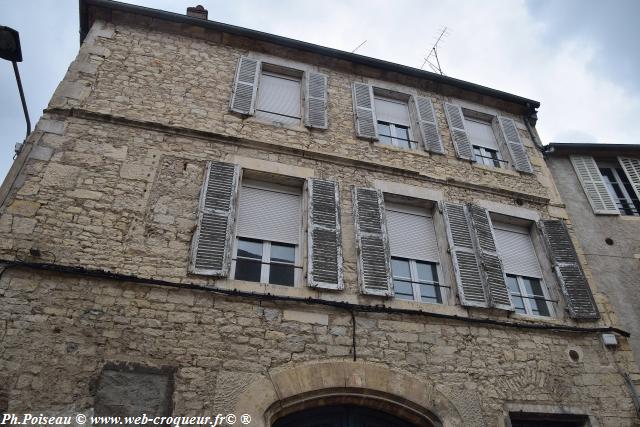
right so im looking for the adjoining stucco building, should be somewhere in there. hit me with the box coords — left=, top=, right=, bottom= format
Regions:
left=1, top=1, right=639, bottom=426
left=545, top=143, right=640, bottom=368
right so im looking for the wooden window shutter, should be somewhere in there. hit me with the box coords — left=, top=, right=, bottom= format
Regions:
left=443, top=103, right=474, bottom=160
left=229, top=56, right=260, bottom=115
left=538, top=219, right=600, bottom=320
left=618, top=157, right=640, bottom=201
left=498, top=117, right=533, bottom=173
left=190, top=161, right=240, bottom=276
left=467, top=204, right=513, bottom=311
left=352, top=187, right=392, bottom=296
left=305, top=72, right=328, bottom=129
left=352, top=83, right=378, bottom=139
left=413, top=96, right=444, bottom=154
left=570, top=155, right=619, bottom=214
left=308, top=179, right=343, bottom=289
left=442, top=202, right=487, bottom=307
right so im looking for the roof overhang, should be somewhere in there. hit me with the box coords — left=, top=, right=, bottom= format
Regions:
left=79, top=0, right=540, bottom=113
left=545, top=142, right=640, bottom=156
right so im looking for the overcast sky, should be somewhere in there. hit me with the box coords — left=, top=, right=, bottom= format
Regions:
left=1, top=0, right=639, bottom=182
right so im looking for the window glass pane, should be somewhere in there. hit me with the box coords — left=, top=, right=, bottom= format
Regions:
left=512, top=295, right=526, bottom=314
left=235, top=259, right=262, bottom=282
left=506, top=275, right=520, bottom=293
left=415, top=262, right=438, bottom=283
left=391, top=258, right=411, bottom=279
left=237, top=239, right=263, bottom=259
left=420, top=284, right=442, bottom=304
left=269, top=264, right=295, bottom=286
left=393, top=125, right=411, bottom=149
left=393, top=280, right=414, bottom=300
left=378, top=122, right=392, bottom=145
left=523, top=277, right=544, bottom=297
left=271, top=243, right=295, bottom=264
left=530, top=297, right=550, bottom=317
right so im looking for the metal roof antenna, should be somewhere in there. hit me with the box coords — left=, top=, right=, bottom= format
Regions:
left=351, top=40, right=367, bottom=54
left=420, top=26, right=450, bottom=75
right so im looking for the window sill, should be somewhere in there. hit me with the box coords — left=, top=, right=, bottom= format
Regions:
left=248, top=116, right=308, bottom=133
left=370, top=141, right=430, bottom=157
left=618, top=215, right=640, bottom=221
left=472, top=162, right=519, bottom=176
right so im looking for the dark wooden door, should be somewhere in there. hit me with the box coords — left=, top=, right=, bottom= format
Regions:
left=273, top=405, right=421, bottom=427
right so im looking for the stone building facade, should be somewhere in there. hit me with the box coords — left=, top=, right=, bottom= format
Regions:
left=545, top=143, right=640, bottom=369
left=1, top=1, right=639, bottom=426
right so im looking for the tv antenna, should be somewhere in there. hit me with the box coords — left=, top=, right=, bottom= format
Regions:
left=420, top=27, right=450, bottom=75
left=352, top=40, right=367, bottom=54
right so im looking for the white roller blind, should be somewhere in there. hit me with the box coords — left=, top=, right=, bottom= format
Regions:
left=374, top=97, right=411, bottom=126
left=465, top=118, right=499, bottom=150
left=494, top=223, right=541, bottom=278
left=256, top=72, right=301, bottom=126
left=237, top=183, right=301, bottom=244
left=386, top=204, right=440, bottom=263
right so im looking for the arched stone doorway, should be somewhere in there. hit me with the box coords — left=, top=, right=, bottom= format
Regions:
left=273, top=404, right=423, bottom=427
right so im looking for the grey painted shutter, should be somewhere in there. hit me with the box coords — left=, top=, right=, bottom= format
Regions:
left=539, top=219, right=599, bottom=320
left=305, top=72, right=328, bottom=129
left=570, top=155, right=619, bottom=214
left=498, top=117, right=533, bottom=173
left=413, top=96, right=444, bottom=154
left=467, top=205, right=513, bottom=311
left=619, top=157, right=640, bottom=201
left=442, top=202, right=487, bottom=307
left=308, top=179, right=343, bottom=289
left=352, top=187, right=392, bottom=296
left=190, top=161, right=240, bottom=276
left=353, top=83, right=378, bottom=139
left=229, top=56, right=259, bottom=115
left=443, top=103, right=473, bottom=160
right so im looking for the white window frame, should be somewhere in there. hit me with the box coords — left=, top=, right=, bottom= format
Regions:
left=254, top=67, right=304, bottom=127
left=507, top=274, right=555, bottom=318
left=597, top=159, right=640, bottom=216
left=473, top=145, right=504, bottom=168
left=391, top=257, right=446, bottom=304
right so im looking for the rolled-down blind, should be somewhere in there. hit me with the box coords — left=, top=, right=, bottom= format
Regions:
left=255, top=72, right=301, bottom=126
left=386, top=205, right=440, bottom=263
left=494, top=223, right=542, bottom=279
left=237, top=184, right=301, bottom=244
left=374, top=97, right=411, bottom=126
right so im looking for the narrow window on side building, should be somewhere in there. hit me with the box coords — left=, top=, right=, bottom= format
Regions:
left=597, top=159, right=640, bottom=216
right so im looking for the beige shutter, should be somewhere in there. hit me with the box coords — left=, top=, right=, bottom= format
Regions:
left=498, top=117, right=533, bottom=173
left=353, top=83, right=378, bottom=139
left=570, top=155, right=619, bottom=214
left=442, top=202, right=487, bottom=307
left=413, top=96, right=444, bottom=154
left=190, top=161, right=240, bottom=276
left=305, top=72, right=328, bottom=129
left=618, top=157, right=640, bottom=202
left=352, top=187, right=392, bottom=296
left=539, top=219, right=599, bottom=319
left=467, top=205, right=513, bottom=311
left=443, top=103, right=473, bottom=160
left=229, top=56, right=260, bottom=115
left=308, top=179, right=343, bottom=289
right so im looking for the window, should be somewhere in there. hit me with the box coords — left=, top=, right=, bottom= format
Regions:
left=597, top=159, right=640, bottom=216
left=386, top=202, right=445, bottom=303
left=464, top=116, right=505, bottom=168
left=375, top=97, right=414, bottom=149
left=232, top=180, right=302, bottom=286
left=493, top=221, right=553, bottom=317
left=255, top=69, right=302, bottom=126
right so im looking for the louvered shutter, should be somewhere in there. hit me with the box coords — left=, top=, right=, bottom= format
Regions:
left=308, top=179, right=343, bottom=289
left=413, top=96, right=444, bottom=154
left=353, top=187, right=392, bottom=296
left=443, top=103, right=474, bottom=160
left=467, top=205, right=513, bottom=311
left=353, top=83, right=378, bottom=139
left=619, top=157, right=640, bottom=201
left=442, top=202, right=487, bottom=307
left=304, top=72, right=328, bottom=129
left=570, top=155, right=619, bottom=214
left=539, top=219, right=599, bottom=319
left=190, top=161, right=240, bottom=276
left=498, top=117, right=533, bottom=173
left=229, top=56, right=260, bottom=115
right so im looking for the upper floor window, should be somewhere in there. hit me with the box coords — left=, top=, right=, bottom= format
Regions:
left=493, top=221, right=553, bottom=317
left=374, top=97, right=414, bottom=149
left=255, top=68, right=303, bottom=127
left=231, top=180, right=302, bottom=286
left=385, top=202, right=445, bottom=304
left=570, top=155, right=640, bottom=216
left=464, top=114, right=505, bottom=168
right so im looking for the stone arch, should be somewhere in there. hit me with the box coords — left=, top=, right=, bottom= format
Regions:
left=234, top=361, right=464, bottom=427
